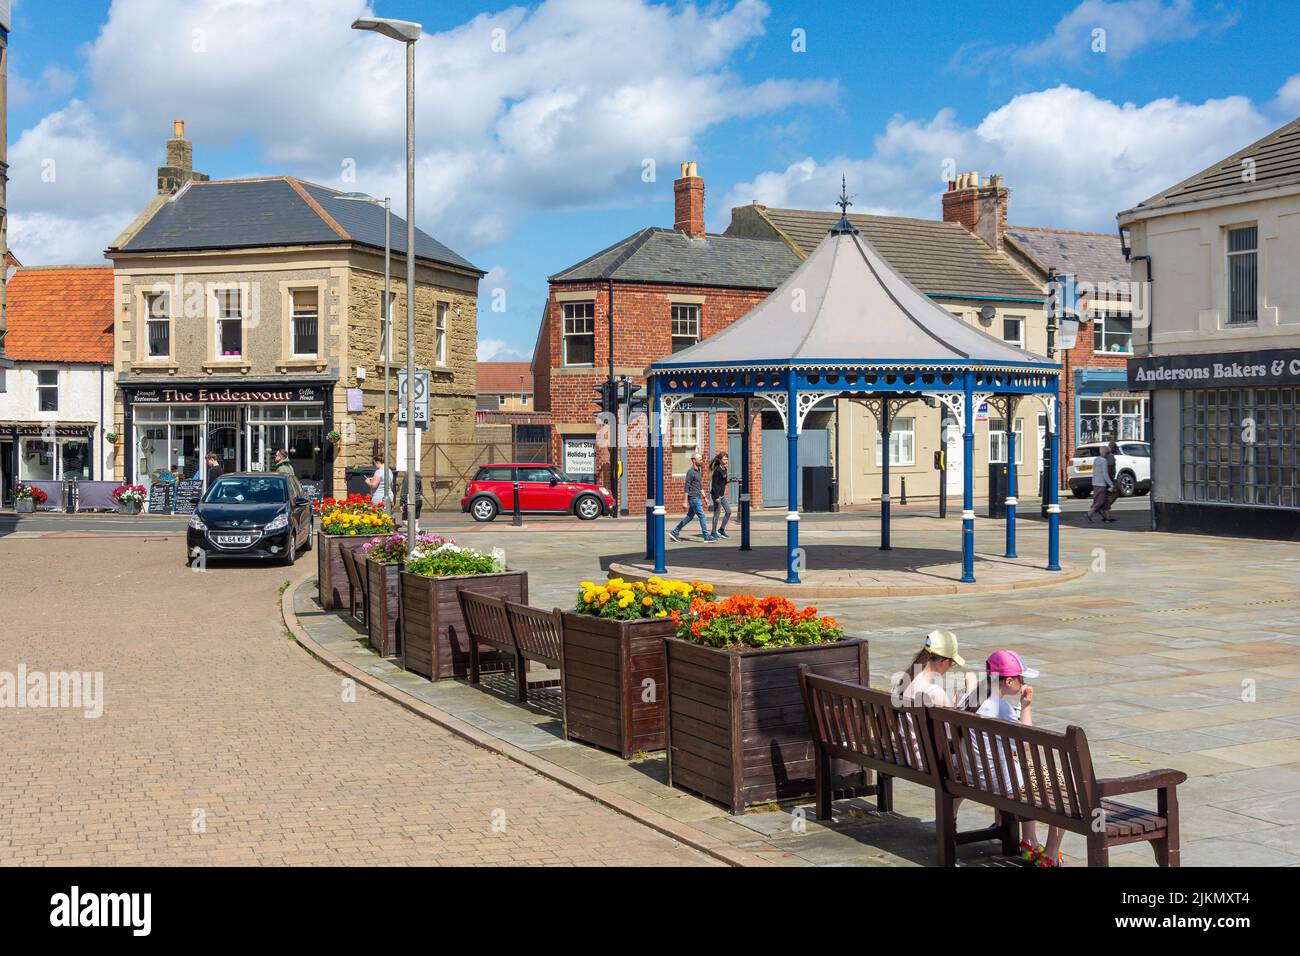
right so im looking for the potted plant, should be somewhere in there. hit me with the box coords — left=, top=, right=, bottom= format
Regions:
left=13, top=483, right=47, bottom=514
left=664, top=595, right=870, bottom=814
left=314, top=495, right=395, bottom=610
left=105, top=432, right=121, bottom=445
left=560, top=576, right=715, bottom=758
left=360, top=532, right=451, bottom=658
left=111, top=483, right=146, bottom=515
left=399, top=541, right=526, bottom=680
left=326, top=429, right=342, bottom=447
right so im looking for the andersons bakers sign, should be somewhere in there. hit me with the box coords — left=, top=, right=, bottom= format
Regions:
left=129, top=385, right=328, bottom=404
left=1128, top=348, right=1300, bottom=390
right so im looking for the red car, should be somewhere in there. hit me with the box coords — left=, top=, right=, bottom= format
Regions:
left=461, top=464, right=615, bottom=522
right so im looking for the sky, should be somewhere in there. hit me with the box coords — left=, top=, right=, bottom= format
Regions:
left=7, top=0, right=1299, bottom=361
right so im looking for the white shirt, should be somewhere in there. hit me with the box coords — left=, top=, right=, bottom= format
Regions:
left=969, top=693, right=1024, bottom=794
left=371, top=467, right=392, bottom=506
left=1091, top=454, right=1112, bottom=489
left=899, top=673, right=954, bottom=768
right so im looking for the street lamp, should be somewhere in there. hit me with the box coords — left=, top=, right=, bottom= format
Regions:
left=337, top=191, right=393, bottom=514
left=352, top=14, right=422, bottom=549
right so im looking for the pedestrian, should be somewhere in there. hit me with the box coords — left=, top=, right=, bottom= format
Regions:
left=365, top=454, right=392, bottom=509
left=400, top=469, right=423, bottom=528
left=1086, top=442, right=1115, bottom=523
left=895, top=629, right=965, bottom=768
left=669, top=453, right=713, bottom=542
left=708, top=451, right=732, bottom=539
left=961, top=650, right=1067, bottom=867
left=205, top=453, right=222, bottom=489
left=1105, top=440, right=1122, bottom=514
left=273, top=448, right=295, bottom=477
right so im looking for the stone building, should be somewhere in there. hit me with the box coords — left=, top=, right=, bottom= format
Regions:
left=106, top=123, right=482, bottom=499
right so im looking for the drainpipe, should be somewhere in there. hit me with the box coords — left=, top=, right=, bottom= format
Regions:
left=99, top=366, right=105, bottom=482
left=607, top=278, right=618, bottom=518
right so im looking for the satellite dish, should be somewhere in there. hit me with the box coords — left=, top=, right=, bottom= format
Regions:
left=979, top=305, right=997, bottom=323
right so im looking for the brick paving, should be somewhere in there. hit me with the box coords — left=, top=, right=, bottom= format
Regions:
left=0, top=537, right=715, bottom=866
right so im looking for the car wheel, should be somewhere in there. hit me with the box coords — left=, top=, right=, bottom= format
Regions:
left=282, top=533, right=297, bottom=566
left=574, top=495, right=602, bottom=520
left=300, top=524, right=313, bottom=551
left=470, top=498, right=499, bottom=522
left=1117, top=471, right=1137, bottom=497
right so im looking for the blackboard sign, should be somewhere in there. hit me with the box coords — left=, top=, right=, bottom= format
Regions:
left=147, top=483, right=173, bottom=514
left=300, top=480, right=324, bottom=504
left=173, top=480, right=203, bottom=515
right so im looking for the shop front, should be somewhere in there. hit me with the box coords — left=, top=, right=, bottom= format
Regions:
left=122, top=382, right=334, bottom=495
left=1, top=423, right=97, bottom=503
left=1074, top=367, right=1147, bottom=448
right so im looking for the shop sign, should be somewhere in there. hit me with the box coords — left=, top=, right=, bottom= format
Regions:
left=564, top=437, right=597, bottom=479
left=0, top=423, right=93, bottom=438
left=129, top=385, right=327, bottom=404
left=1129, top=348, right=1300, bottom=389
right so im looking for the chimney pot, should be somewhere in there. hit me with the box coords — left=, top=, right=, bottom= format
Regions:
left=174, top=119, right=185, bottom=138
left=941, top=171, right=1009, bottom=252
left=673, top=160, right=705, bottom=239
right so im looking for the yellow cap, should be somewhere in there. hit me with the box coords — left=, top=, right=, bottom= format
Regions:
left=924, top=629, right=965, bottom=667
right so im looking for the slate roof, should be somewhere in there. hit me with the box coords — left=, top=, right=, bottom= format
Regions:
left=734, top=207, right=1044, bottom=301
left=651, top=227, right=1048, bottom=371
left=1127, top=116, right=1300, bottom=212
left=549, top=227, right=801, bottom=290
left=5, top=266, right=115, bottom=364
left=113, top=177, right=482, bottom=274
left=1005, top=227, right=1130, bottom=285
left=477, top=362, right=533, bottom=393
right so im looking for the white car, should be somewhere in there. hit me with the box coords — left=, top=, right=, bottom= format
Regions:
left=1067, top=440, right=1152, bottom=498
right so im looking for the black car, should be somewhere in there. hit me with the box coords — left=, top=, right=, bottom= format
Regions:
left=186, top=472, right=314, bottom=566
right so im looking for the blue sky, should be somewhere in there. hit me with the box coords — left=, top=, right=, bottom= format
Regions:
left=7, top=0, right=1299, bottom=359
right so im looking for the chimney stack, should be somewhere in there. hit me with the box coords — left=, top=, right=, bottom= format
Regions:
left=674, top=160, right=706, bottom=239
left=157, top=119, right=209, bottom=196
left=942, top=171, right=1009, bottom=252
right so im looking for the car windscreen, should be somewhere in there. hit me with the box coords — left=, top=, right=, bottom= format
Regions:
left=206, top=477, right=289, bottom=504
left=1074, top=446, right=1100, bottom=459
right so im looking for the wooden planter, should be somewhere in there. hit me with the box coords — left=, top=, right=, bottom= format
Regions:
left=665, top=637, right=870, bottom=814
left=316, top=532, right=369, bottom=611
left=399, top=570, right=528, bottom=679
left=366, top=560, right=402, bottom=657
left=559, top=613, right=674, bottom=758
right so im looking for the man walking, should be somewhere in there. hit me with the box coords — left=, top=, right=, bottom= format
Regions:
left=1086, top=442, right=1116, bottom=523
left=669, top=453, right=714, bottom=542
left=204, top=453, right=223, bottom=490
left=399, top=468, right=423, bottom=529
left=273, top=448, right=295, bottom=477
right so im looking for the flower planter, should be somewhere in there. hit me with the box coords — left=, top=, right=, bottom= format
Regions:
left=15, top=499, right=35, bottom=514
left=366, top=559, right=402, bottom=657
left=115, top=500, right=142, bottom=515
left=559, top=612, right=675, bottom=758
left=316, top=531, right=370, bottom=611
left=399, top=570, right=528, bottom=680
left=665, top=636, right=871, bottom=814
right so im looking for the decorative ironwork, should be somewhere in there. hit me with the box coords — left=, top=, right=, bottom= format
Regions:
left=986, top=394, right=1022, bottom=422
left=860, top=396, right=919, bottom=432
left=1031, top=394, right=1058, bottom=434
left=932, top=392, right=965, bottom=425
left=795, top=391, right=839, bottom=434
left=658, top=393, right=691, bottom=437
left=752, top=392, right=789, bottom=432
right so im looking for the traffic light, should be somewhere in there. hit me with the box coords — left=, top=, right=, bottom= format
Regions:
left=618, top=377, right=635, bottom=406
left=592, top=380, right=614, bottom=415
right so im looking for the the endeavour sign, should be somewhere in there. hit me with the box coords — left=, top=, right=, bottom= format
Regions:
left=128, top=385, right=328, bottom=404
left=1129, top=348, right=1300, bottom=390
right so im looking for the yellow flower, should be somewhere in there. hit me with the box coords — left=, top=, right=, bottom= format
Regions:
left=598, top=592, right=610, bottom=604
left=655, top=611, right=667, bottom=617
left=642, top=596, right=653, bottom=607
left=618, top=598, right=632, bottom=608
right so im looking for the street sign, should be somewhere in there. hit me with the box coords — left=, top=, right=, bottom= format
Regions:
left=396, top=369, right=429, bottom=426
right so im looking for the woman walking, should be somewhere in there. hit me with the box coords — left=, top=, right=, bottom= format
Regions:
left=709, top=452, right=732, bottom=539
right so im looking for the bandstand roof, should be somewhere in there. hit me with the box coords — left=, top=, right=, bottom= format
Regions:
left=650, top=223, right=1054, bottom=374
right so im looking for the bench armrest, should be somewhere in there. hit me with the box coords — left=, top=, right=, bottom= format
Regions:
left=1096, top=769, right=1187, bottom=797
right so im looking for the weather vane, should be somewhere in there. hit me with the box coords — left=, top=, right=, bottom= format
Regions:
left=832, top=175, right=858, bottom=234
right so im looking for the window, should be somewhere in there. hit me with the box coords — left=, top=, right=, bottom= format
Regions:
left=291, top=290, right=318, bottom=357
left=520, top=394, right=529, bottom=406
left=1079, top=398, right=1145, bottom=444
left=1182, top=387, right=1297, bottom=507
left=435, top=302, right=448, bottom=366
left=518, top=466, right=554, bottom=483
left=988, top=418, right=1025, bottom=465
left=217, top=289, right=242, bottom=357
left=1002, top=316, right=1025, bottom=348
left=498, top=394, right=508, bottom=408
left=1092, top=309, right=1133, bottom=354
left=671, top=412, right=700, bottom=475
left=37, top=369, right=58, bottom=412
left=144, top=292, right=170, bottom=358
left=476, top=466, right=514, bottom=482
left=1226, top=226, right=1257, bottom=326
left=562, top=301, right=595, bottom=366
left=874, top=417, right=915, bottom=466
left=671, top=304, right=700, bottom=353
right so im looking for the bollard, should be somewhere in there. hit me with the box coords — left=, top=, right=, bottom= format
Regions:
left=511, top=481, right=523, bottom=526
left=900, top=477, right=908, bottom=506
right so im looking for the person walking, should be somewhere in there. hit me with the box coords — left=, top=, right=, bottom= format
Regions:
left=399, top=469, right=423, bottom=528
left=204, top=453, right=223, bottom=490
left=669, top=453, right=714, bottom=542
left=365, top=454, right=392, bottom=510
left=708, top=452, right=733, bottom=539
left=1086, top=443, right=1115, bottom=523
left=273, top=448, right=295, bottom=477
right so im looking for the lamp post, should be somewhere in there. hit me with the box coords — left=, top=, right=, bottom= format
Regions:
left=352, top=15, right=422, bottom=550
left=337, top=192, right=392, bottom=514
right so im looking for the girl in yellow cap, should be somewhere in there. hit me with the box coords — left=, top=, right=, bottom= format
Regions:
left=895, top=630, right=966, bottom=768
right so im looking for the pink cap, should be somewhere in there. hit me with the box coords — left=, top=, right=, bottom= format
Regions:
left=986, top=649, right=1039, bottom=679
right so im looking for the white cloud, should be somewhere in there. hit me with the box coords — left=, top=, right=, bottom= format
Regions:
left=1274, top=74, right=1300, bottom=117
left=720, top=85, right=1271, bottom=232
left=477, top=338, right=532, bottom=362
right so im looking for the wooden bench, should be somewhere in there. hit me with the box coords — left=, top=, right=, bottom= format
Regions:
left=457, top=589, right=565, bottom=715
left=339, top=545, right=368, bottom=624
left=800, top=669, right=1017, bottom=862
left=799, top=668, right=1185, bottom=867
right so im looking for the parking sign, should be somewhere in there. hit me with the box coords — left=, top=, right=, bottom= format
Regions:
left=396, top=369, right=429, bottom=427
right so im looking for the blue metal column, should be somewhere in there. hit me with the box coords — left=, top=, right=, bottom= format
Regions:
left=880, top=400, right=892, bottom=550
left=961, top=373, right=976, bottom=583
left=652, top=378, right=667, bottom=575
left=740, top=398, right=752, bottom=552
left=785, top=375, right=800, bottom=585
left=644, top=380, right=655, bottom=561
left=1047, top=385, right=1062, bottom=571
left=1005, top=399, right=1018, bottom=559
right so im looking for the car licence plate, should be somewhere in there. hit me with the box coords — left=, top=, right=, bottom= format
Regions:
left=1076, top=463, right=1091, bottom=472
left=216, top=534, right=253, bottom=545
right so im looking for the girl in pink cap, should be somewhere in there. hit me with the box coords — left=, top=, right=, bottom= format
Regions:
left=962, top=649, right=1067, bottom=867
